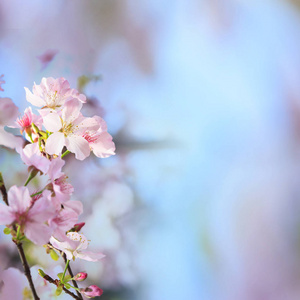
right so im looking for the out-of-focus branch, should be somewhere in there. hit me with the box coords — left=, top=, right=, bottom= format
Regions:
left=0, top=172, right=8, bottom=205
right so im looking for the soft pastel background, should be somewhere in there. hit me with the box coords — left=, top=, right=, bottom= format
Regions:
left=1, top=0, right=300, bottom=299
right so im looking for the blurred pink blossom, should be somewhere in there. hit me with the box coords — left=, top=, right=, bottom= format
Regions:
left=0, top=97, right=23, bottom=149
left=0, top=75, right=5, bottom=92
left=0, top=186, right=55, bottom=245
left=36, top=49, right=58, bottom=70
left=80, top=285, right=103, bottom=298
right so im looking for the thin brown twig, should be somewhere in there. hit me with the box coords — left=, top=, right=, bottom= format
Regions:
left=42, top=274, right=81, bottom=299
left=15, top=241, right=40, bottom=300
left=0, top=172, right=8, bottom=205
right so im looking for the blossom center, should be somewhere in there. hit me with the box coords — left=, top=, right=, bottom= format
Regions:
left=82, top=132, right=98, bottom=144
left=17, top=113, right=31, bottom=129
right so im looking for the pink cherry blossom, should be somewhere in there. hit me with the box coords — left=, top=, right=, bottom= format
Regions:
left=0, top=186, right=55, bottom=245
left=25, top=77, right=71, bottom=109
left=48, top=200, right=82, bottom=240
left=46, top=157, right=74, bottom=208
left=25, top=77, right=86, bottom=110
left=0, top=268, right=30, bottom=300
left=0, top=266, right=57, bottom=300
left=50, top=232, right=105, bottom=262
left=17, top=143, right=51, bottom=174
left=81, top=116, right=115, bottom=158
left=0, top=97, right=19, bottom=125
left=44, top=99, right=99, bottom=160
left=14, top=107, right=42, bottom=142
left=0, top=74, right=5, bottom=91
left=0, top=97, right=23, bottom=149
left=80, top=285, right=103, bottom=298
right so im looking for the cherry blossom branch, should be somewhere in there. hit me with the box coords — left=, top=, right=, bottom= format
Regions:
left=0, top=173, right=40, bottom=299
left=39, top=272, right=80, bottom=299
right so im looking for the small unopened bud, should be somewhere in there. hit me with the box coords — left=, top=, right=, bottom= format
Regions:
left=38, top=269, right=46, bottom=278
left=73, top=222, right=85, bottom=232
left=80, top=285, right=103, bottom=298
left=73, top=272, right=88, bottom=282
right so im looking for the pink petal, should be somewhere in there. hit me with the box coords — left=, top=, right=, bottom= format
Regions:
left=76, top=250, right=105, bottom=262
left=63, top=200, right=83, bottom=216
left=24, top=87, right=45, bottom=107
left=28, top=191, right=56, bottom=222
left=39, top=109, right=62, bottom=132
left=73, top=115, right=99, bottom=133
left=45, top=132, right=65, bottom=155
left=25, top=222, right=52, bottom=245
left=50, top=236, right=74, bottom=260
left=65, top=135, right=90, bottom=160
left=17, top=143, right=50, bottom=174
left=0, top=128, right=24, bottom=149
left=0, top=97, right=19, bottom=126
left=0, top=203, right=14, bottom=225
left=7, top=186, right=31, bottom=213
left=62, top=99, right=82, bottom=124
left=92, top=131, right=116, bottom=158
left=47, top=157, right=65, bottom=181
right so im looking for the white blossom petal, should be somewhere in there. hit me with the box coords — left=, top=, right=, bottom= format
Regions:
left=45, top=132, right=65, bottom=155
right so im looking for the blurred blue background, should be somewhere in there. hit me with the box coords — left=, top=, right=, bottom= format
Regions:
left=2, top=0, right=300, bottom=299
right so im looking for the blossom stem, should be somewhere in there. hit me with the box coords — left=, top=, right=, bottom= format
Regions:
left=61, top=150, right=71, bottom=158
left=24, top=169, right=38, bottom=186
left=30, top=190, right=44, bottom=197
left=62, top=259, right=70, bottom=282
left=62, top=254, right=83, bottom=300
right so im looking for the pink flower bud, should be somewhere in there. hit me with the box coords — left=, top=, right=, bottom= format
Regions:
left=80, top=285, right=103, bottom=298
left=73, top=272, right=88, bottom=282
left=73, top=222, right=85, bottom=232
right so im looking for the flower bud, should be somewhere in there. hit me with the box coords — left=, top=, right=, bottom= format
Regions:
left=73, top=272, right=88, bottom=282
left=73, top=222, right=85, bottom=232
left=80, top=285, right=103, bottom=298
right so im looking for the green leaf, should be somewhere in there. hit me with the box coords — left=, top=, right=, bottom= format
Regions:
left=55, top=285, right=63, bottom=296
left=64, top=283, right=71, bottom=289
left=38, top=269, right=46, bottom=278
left=50, top=249, right=59, bottom=261
left=63, top=275, right=72, bottom=283
left=3, top=228, right=11, bottom=235
left=57, top=273, right=63, bottom=280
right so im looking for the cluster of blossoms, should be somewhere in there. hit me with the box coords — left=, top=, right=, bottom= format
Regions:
left=0, top=77, right=115, bottom=299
